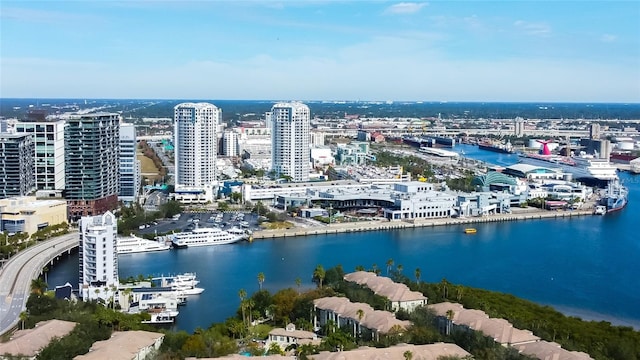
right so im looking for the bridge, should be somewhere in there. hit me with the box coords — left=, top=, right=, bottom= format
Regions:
left=0, top=232, right=78, bottom=336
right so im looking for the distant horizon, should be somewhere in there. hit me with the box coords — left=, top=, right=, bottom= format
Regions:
left=1, top=97, right=639, bottom=105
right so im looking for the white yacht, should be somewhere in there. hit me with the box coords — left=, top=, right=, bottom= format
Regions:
left=153, top=273, right=205, bottom=296
left=117, top=235, right=171, bottom=254
left=171, top=227, right=245, bottom=248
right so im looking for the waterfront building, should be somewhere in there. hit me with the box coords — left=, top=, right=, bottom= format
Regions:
left=270, top=102, right=311, bottom=182
left=119, top=123, right=140, bottom=204
left=79, top=211, right=118, bottom=301
left=14, top=119, right=66, bottom=191
left=314, top=297, right=411, bottom=341
left=382, top=182, right=457, bottom=220
left=0, top=133, right=35, bottom=199
left=456, top=192, right=512, bottom=217
left=65, top=113, right=120, bottom=221
left=344, top=271, right=427, bottom=312
left=502, top=164, right=565, bottom=181
left=174, top=102, right=220, bottom=201
left=222, top=130, right=238, bottom=157
left=0, top=196, right=67, bottom=235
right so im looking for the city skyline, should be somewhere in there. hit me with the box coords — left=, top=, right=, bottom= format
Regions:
left=1, top=1, right=639, bottom=102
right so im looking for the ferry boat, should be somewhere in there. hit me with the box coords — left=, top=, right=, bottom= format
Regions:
left=600, top=180, right=628, bottom=213
left=117, top=235, right=171, bottom=254
left=518, top=153, right=618, bottom=183
left=171, top=227, right=246, bottom=248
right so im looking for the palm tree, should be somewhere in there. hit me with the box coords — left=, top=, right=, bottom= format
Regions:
left=257, top=272, right=265, bottom=290
left=414, top=268, right=421, bottom=283
left=403, top=350, right=413, bottom=360
left=386, top=258, right=394, bottom=275
left=396, top=264, right=403, bottom=275
left=355, top=265, right=365, bottom=271
left=30, top=278, right=47, bottom=296
left=238, top=288, right=247, bottom=326
left=295, top=277, right=302, bottom=292
left=445, top=309, right=454, bottom=335
left=313, top=264, right=325, bottom=288
left=19, top=311, right=27, bottom=330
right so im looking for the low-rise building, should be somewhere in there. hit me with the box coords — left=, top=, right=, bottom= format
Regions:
left=0, top=320, right=77, bottom=360
left=266, top=323, right=319, bottom=350
left=0, top=196, right=67, bottom=235
left=314, top=297, right=411, bottom=341
left=74, top=331, right=164, bottom=360
left=312, top=343, right=471, bottom=360
left=344, top=271, right=427, bottom=312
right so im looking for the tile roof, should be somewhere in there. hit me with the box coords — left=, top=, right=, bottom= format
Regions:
left=344, top=271, right=427, bottom=303
left=74, top=331, right=164, bottom=360
left=313, top=297, right=410, bottom=334
left=0, top=319, right=77, bottom=357
left=312, top=342, right=471, bottom=360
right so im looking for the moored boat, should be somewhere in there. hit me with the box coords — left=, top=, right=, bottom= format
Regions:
left=171, top=227, right=246, bottom=248
left=600, top=180, right=628, bottom=213
left=117, top=235, right=171, bottom=254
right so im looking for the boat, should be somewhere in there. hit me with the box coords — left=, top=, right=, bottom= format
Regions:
left=153, top=273, right=205, bottom=296
left=518, top=153, right=619, bottom=183
left=478, top=140, right=514, bottom=154
left=464, top=228, right=477, bottom=234
left=171, top=227, right=246, bottom=248
left=593, top=206, right=607, bottom=215
left=600, top=180, right=628, bottom=213
left=117, top=235, right=171, bottom=254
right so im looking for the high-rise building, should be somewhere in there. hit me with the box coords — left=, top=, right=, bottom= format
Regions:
left=14, top=119, right=66, bottom=191
left=78, top=211, right=118, bottom=301
left=223, top=131, right=238, bottom=157
left=174, top=103, right=220, bottom=192
left=514, top=117, right=525, bottom=137
left=119, top=123, right=140, bottom=203
left=590, top=123, right=601, bottom=140
left=64, top=113, right=120, bottom=221
left=0, top=133, right=36, bottom=199
left=270, top=102, right=310, bottom=182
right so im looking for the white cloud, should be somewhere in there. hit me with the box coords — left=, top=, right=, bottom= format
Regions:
left=600, top=34, right=618, bottom=43
left=384, top=2, right=428, bottom=15
left=514, top=20, right=552, bottom=37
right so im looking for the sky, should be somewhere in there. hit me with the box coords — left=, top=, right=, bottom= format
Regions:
left=1, top=1, right=639, bottom=102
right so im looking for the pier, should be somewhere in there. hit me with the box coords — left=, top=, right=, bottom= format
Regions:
left=252, top=209, right=593, bottom=240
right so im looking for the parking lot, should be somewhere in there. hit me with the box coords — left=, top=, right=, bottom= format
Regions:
left=138, top=211, right=260, bottom=237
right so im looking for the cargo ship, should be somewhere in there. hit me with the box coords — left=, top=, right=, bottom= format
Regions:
left=477, top=140, right=514, bottom=154
left=600, top=180, right=628, bottom=213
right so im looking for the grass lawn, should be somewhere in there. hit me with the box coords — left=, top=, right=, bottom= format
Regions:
left=137, top=152, right=162, bottom=181
left=262, top=221, right=294, bottom=230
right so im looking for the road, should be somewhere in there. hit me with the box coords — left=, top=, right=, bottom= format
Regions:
left=0, top=232, right=78, bottom=336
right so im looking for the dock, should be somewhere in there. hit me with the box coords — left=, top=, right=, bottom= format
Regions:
left=252, top=209, right=593, bottom=240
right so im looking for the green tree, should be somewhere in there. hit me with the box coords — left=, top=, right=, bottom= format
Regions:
left=238, top=289, right=247, bottom=326
left=258, top=272, right=265, bottom=291
left=386, top=258, right=394, bottom=275
left=313, top=265, right=326, bottom=288
left=30, top=278, right=47, bottom=295
left=415, top=267, right=422, bottom=283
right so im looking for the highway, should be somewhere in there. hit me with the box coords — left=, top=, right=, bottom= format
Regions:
left=0, top=232, right=78, bottom=336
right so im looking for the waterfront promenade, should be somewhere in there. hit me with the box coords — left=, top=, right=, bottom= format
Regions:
left=252, top=209, right=593, bottom=240
left=0, top=232, right=77, bottom=336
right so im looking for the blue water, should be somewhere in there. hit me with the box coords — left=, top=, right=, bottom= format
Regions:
left=47, top=146, right=640, bottom=333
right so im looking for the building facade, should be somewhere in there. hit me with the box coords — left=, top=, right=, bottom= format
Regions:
left=64, top=113, right=120, bottom=221
left=222, top=130, right=238, bottom=157
left=174, top=103, right=220, bottom=199
left=14, top=119, right=66, bottom=191
left=270, top=102, right=310, bottom=182
left=0, top=133, right=36, bottom=199
left=119, top=123, right=140, bottom=203
left=79, top=211, right=118, bottom=301
left=0, top=196, right=67, bottom=235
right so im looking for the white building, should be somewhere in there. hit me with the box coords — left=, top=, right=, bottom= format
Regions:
left=79, top=211, right=118, bottom=301
left=14, top=119, right=66, bottom=191
left=310, top=131, right=326, bottom=146
left=311, top=146, right=334, bottom=167
left=174, top=103, right=221, bottom=201
left=222, top=130, right=238, bottom=157
left=119, top=123, right=140, bottom=203
left=270, top=102, right=310, bottom=182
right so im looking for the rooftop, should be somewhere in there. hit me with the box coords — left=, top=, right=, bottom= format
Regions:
left=0, top=319, right=77, bottom=357
left=73, top=330, right=164, bottom=360
left=312, top=342, right=471, bottom=360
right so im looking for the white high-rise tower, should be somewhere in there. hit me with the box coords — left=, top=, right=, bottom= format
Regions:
left=79, top=211, right=118, bottom=301
left=174, top=103, right=221, bottom=197
left=270, top=102, right=310, bottom=182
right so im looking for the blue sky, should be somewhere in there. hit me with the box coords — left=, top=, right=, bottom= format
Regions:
left=1, top=1, right=639, bottom=102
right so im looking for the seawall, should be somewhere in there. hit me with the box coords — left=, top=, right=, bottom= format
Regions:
left=252, top=209, right=593, bottom=240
